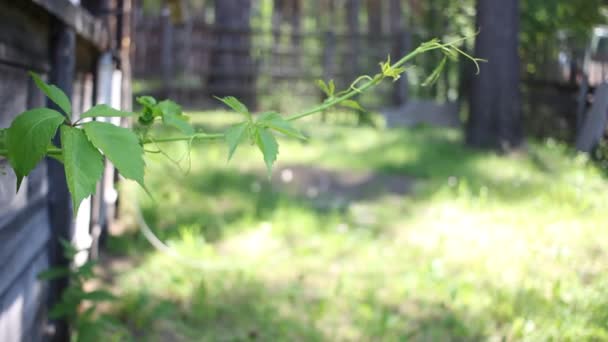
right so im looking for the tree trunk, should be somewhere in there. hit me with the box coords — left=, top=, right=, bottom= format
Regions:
left=466, top=0, right=522, bottom=150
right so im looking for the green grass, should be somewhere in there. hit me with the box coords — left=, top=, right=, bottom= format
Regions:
left=99, top=111, right=608, bottom=341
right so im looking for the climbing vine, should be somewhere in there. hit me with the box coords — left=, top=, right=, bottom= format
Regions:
left=0, top=37, right=482, bottom=215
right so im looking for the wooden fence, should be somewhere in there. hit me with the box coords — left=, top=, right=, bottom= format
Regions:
left=133, top=13, right=412, bottom=110
left=0, top=1, right=130, bottom=340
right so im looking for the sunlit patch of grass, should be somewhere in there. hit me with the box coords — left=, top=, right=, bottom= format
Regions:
left=102, top=111, right=608, bottom=341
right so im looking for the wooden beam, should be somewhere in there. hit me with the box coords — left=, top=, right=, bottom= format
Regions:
left=30, top=0, right=109, bottom=50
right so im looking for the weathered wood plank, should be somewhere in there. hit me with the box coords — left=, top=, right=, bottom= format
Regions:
left=0, top=205, right=51, bottom=297
left=0, top=0, right=50, bottom=70
left=576, top=83, right=608, bottom=152
left=0, top=248, right=50, bottom=342
left=30, top=0, right=109, bottom=50
left=0, top=64, right=45, bottom=224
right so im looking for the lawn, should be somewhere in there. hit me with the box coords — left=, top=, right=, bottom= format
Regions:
left=96, top=111, right=608, bottom=341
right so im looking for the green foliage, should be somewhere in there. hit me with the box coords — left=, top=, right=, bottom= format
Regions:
left=256, top=112, right=306, bottom=140
left=135, top=97, right=195, bottom=135
left=106, top=115, right=608, bottom=341
left=30, top=72, right=72, bottom=120
left=255, top=127, right=279, bottom=177
left=379, top=56, right=407, bottom=81
left=158, top=100, right=195, bottom=135
left=0, top=37, right=474, bottom=216
left=6, top=108, right=65, bottom=190
left=61, top=126, right=104, bottom=215
left=215, top=96, right=251, bottom=119
left=38, top=240, right=121, bottom=341
left=83, top=122, right=145, bottom=187
left=81, top=104, right=134, bottom=119
left=224, top=122, right=250, bottom=161
left=422, top=56, right=448, bottom=87
left=316, top=79, right=336, bottom=98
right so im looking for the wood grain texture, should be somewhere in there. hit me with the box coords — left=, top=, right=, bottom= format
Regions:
left=30, top=0, right=109, bottom=50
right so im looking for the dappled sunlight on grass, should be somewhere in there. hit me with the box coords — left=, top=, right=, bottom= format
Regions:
left=102, top=111, right=608, bottom=341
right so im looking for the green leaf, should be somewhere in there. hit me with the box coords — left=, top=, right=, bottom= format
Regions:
left=157, top=100, right=182, bottom=116
left=0, top=128, right=7, bottom=150
left=30, top=72, right=72, bottom=120
left=136, top=96, right=157, bottom=108
left=61, top=126, right=104, bottom=215
left=163, top=112, right=195, bottom=135
left=255, top=128, right=278, bottom=178
left=6, top=108, right=65, bottom=190
left=340, top=100, right=365, bottom=111
left=422, top=56, right=447, bottom=87
left=80, top=104, right=134, bottom=119
left=80, top=290, right=116, bottom=302
left=379, top=56, right=407, bottom=81
left=49, top=301, right=75, bottom=320
left=83, top=121, right=145, bottom=186
left=215, top=96, right=250, bottom=119
left=257, top=112, right=306, bottom=140
left=38, top=267, right=71, bottom=281
left=315, top=79, right=336, bottom=98
left=157, top=100, right=194, bottom=134
left=59, top=238, right=79, bottom=259
left=225, top=122, right=250, bottom=161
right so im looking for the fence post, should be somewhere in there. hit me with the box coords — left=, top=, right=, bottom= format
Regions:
left=323, top=31, right=336, bottom=85
left=160, top=6, right=173, bottom=98
left=47, top=21, right=76, bottom=342
left=392, top=30, right=409, bottom=106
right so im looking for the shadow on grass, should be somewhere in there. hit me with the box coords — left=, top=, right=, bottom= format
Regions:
left=323, top=126, right=571, bottom=203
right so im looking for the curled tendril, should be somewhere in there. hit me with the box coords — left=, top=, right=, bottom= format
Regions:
left=418, top=33, right=486, bottom=75
left=146, top=135, right=194, bottom=175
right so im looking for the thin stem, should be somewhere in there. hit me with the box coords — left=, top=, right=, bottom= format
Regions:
left=140, top=133, right=224, bottom=145
left=0, top=38, right=467, bottom=159
left=0, top=147, right=62, bottom=157
left=286, top=46, right=423, bottom=122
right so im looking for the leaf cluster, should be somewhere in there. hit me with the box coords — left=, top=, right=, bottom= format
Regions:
left=5, top=73, right=140, bottom=214
left=0, top=36, right=478, bottom=216
left=136, top=96, right=195, bottom=135
left=218, top=96, right=306, bottom=177
left=38, top=239, right=119, bottom=341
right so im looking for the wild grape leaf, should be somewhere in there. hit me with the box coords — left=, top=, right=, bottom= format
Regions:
left=422, top=56, right=447, bottom=87
left=257, top=112, right=306, bottom=140
left=80, top=104, right=134, bottom=119
left=0, top=128, right=6, bottom=150
left=340, top=100, right=364, bottom=111
left=315, top=79, right=336, bottom=98
left=255, top=128, right=278, bottom=177
left=30, top=72, right=72, bottom=120
left=215, top=96, right=251, bottom=119
left=7, top=108, right=65, bottom=190
left=82, top=121, right=145, bottom=186
left=157, top=100, right=194, bottom=134
left=136, top=96, right=157, bottom=108
left=37, top=267, right=71, bottom=281
left=80, top=290, right=116, bottom=302
left=163, top=112, right=195, bottom=135
left=157, top=100, right=182, bottom=116
left=225, top=122, right=249, bottom=161
left=61, top=126, right=104, bottom=215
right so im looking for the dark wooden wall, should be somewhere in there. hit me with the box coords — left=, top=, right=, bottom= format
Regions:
left=0, top=1, right=109, bottom=340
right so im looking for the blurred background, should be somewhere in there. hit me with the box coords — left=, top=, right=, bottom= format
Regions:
left=102, top=1, right=608, bottom=340
left=2, top=0, right=608, bottom=341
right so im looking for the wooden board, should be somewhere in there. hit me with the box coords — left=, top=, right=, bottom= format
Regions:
left=576, top=83, right=608, bottom=152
